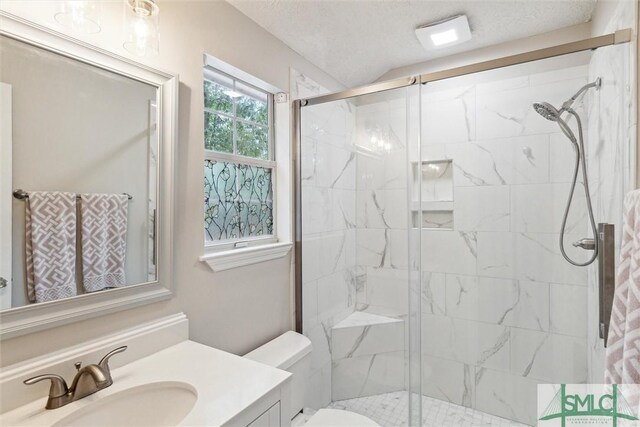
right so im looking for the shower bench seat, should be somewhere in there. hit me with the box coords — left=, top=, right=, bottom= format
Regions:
left=330, top=311, right=405, bottom=400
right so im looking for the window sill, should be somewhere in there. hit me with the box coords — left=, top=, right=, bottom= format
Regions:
left=199, top=242, right=293, bottom=272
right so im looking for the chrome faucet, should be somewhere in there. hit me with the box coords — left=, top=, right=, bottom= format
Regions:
left=23, top=346, right=127, bottom=409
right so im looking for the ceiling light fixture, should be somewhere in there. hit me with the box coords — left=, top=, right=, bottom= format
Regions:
left=123, top=0, right=160, bottom=57
left=54, top=1, right=102, bottom=34
left=430, top=29, right=458, bottom=46
left=416, top=15, right=471, bottom=50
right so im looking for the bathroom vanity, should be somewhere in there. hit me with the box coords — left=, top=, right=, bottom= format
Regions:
left=0, top=314, right=292, bottom=426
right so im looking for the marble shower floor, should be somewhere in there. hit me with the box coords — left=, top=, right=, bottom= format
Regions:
left=324, top=391, right=528, bottom=427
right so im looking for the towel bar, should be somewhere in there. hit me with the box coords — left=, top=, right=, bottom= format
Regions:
left=12, top=189, right=133, bottom=201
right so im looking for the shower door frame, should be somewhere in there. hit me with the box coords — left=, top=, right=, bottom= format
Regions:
left=292, top=27, right=634, bottom=425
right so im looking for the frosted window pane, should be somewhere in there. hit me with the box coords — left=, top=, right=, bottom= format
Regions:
left=204, top=159, right=273, bottom=242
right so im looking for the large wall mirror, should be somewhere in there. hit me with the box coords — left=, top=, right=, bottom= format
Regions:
left=0, top=13, right=177, bottom=338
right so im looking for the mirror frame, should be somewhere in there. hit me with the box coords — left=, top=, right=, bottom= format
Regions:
left=0, top=12, right=178, bottom=339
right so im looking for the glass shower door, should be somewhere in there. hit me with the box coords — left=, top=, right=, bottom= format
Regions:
left=297, top=39, right=632, bottom=427
left=299, top=85, right=421, bottom=426
left=417, top=47, right=632, bottom=426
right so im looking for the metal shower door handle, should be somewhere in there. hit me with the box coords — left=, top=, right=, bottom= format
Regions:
left=598, top=223, right=615, bottom=347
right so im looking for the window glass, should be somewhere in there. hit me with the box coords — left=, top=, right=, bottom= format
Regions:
left=204, top=160, right=273, bottom=241
left=236, top=95, right=268, bottom=126
left=203, top=66, right=275, bottom=246
left=204, top=80, right=233, bottom=114
left=204, top=112, right=233, bottom=153
left=236, top=121, right=269, bottom=160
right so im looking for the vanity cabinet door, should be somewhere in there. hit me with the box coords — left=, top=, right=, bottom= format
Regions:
left=247, top=401, right=281, bottom=427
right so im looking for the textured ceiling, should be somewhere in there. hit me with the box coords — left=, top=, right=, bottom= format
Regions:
left=227, top=0, right=598, bottom=87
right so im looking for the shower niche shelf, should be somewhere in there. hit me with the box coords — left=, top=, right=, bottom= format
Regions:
left=411, top=159, right=454, bottom=230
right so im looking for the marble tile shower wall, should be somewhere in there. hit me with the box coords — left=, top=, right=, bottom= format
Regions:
left=585, top=0, right=636, bottom=385
left=415, top=64, right=597, bottom=425
left=295, top=70, right=359, bottom=409
left=354, top=96, right=411, bottom=317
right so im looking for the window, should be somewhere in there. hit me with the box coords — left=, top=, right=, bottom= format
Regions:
left=203, top=67, right=276, bottom=250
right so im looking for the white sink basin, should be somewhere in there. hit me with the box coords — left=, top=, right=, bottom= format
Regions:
left=52, top=382, right=197, bottom=427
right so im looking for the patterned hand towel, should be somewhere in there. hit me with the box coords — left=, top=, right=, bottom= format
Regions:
left=25, top=192, right=77, bottom=303
left=80, top=194, right=128, bottom=292
left=606, top=189, right=640, bottom=413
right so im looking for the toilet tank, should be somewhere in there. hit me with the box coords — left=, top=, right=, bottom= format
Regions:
left=244, top=331, right=312, bottom=420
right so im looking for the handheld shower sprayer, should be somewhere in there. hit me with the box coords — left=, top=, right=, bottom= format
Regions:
left=532, top=102, right=577, bottom=143
left=532, top=78, right=601, bottom=267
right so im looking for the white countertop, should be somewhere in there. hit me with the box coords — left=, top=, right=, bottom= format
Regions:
left=1, top=340, right=292, bottom=426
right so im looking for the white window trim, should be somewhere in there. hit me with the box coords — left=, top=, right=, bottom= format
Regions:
left=201, top=54, right=292, bottom=272
left=199, top=242, right=292, bottom=272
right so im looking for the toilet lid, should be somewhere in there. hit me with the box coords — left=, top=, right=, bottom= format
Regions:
left=304, top=409, right=380, bottom=427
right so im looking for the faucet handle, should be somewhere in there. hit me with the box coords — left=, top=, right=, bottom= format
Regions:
left=573, top=238, right=596, bottom=250
left=24, top=374, right=69, bottom=398
left=98, top=345, right=127, bottom=373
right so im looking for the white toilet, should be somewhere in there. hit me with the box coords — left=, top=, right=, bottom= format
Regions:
left=244, top=331, right=379, bottom=427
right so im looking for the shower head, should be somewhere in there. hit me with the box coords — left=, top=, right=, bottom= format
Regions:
left=533, top=101, right=577, bottom=143
left=533, top=102, right=560, bottom=121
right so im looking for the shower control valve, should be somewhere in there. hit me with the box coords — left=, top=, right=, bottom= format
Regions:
left=572, top=238, right=596, bottom=251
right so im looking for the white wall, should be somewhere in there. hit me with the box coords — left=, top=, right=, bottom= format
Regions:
left=2, top=35, right=156, bottom=306
left=0, top=0, right=343, bottom=366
